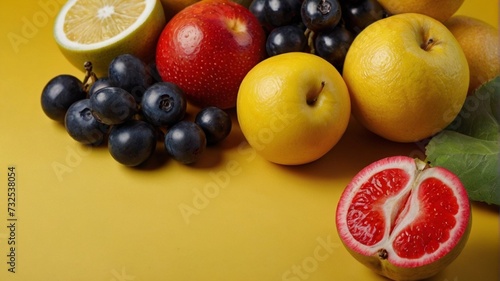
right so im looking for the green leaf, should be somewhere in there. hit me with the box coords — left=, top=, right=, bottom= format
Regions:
left=445, top=76, right=500, bottom=141
left=426, top=131, right=499, bottom=205
left=425, top=77, right=500, bottom=205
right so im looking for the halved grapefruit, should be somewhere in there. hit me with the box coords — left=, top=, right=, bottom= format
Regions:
left=336, top=156, right=471, bottom=280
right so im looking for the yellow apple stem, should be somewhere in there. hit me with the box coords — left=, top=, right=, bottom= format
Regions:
left=307, top=81, right=325, bottom=106
left=421, top=37, right=437, bottom=51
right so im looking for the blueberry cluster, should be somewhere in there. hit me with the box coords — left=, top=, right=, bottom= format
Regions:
left=250, top=0, right=388, bottom=72
left=41, top=54, right=232, bottom=167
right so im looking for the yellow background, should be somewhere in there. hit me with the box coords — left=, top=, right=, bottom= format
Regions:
left=0, top=1, right=498, bottom=280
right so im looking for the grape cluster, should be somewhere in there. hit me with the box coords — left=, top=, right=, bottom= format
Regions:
left=41, top=54, right=232, bottom=167
left=250, top=0, right=388, bottom=72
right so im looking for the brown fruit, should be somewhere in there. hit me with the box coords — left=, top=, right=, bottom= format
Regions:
left=377, top=0, right=464, bottom=22
left=445, top=15, right=500, bottom=95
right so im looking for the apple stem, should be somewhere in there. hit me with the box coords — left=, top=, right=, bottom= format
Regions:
left=82, top=61, right=98, bottom=96
left=421, top=38, right=436, bottom=51
left=307, top=81, right=325, bottom=106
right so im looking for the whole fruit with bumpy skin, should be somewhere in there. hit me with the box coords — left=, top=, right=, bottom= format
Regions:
left=336, top=156, right=471, bottom=281
left=343, top=13, right=469, bottom=142
left=156, top=0, right=266, bottom=109
left=377, top=0, right=464, bottom=22
left=237, top=52, right=350, bottom=165
left=445, top=15, right=500, bottom=95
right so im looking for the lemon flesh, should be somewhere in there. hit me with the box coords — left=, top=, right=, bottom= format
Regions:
left=54, top=0, right=166, bottom=76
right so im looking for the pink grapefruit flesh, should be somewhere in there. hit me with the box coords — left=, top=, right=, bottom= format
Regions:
left=336, top=156, right=471, bottom=280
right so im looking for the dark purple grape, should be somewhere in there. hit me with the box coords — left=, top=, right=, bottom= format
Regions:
left=108, top=120, right=157, bottom=166
left=195, top=107, right=232, bottom=145
left=88, top=77, right=118, bottom=98
left=301, top=0, right=342, bottom=31
left=165, top=121, right=207, bottom=165
left=266, top=25, right=308, bottom=56
left=90, top=87, right=137, bottom=125
left=250, top=0, right=273, bottom=33
left=41, top=74, right=86, bottom=122
left=315, top=25, right=355, bottom=73
left=141, top=82, right=187, bottom=128
left=108, top=54, right=150, bottom=102
left=342, top=0, right=386, bottom=34
left=64, top=99, right=109, bottom=145
left=265, top=0, right=302, bottom=27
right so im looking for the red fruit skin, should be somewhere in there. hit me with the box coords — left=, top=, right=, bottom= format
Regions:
left=155, top=0, right=266, bottom=109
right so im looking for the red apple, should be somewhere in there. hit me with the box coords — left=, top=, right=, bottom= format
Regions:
left=155, top=0, right=266, bottom=109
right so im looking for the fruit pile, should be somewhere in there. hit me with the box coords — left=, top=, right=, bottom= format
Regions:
left=41, top=54, right=232, bottom=166
left=41, top=0, right=500, bottom=279
left=249, top=0, right=388, bottom=71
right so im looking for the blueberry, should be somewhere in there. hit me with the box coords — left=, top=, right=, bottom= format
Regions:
left=64, top=99, right=109, bottom=145
left=41, top=74, right=86, bottom=122
left=265, top=0, right=302, bottom=27
left=165, top=121, right=207, bottom=164
left=108, top=54, right=150, bottom=101
left=266, top=25, right=307, bottom=56
left=90, top=87, right=137, bottom=125
left=195, top=107, right=232, bottom=145
left=315, top=25, right=355, bottom=72
left=141, top=82, right=187, bottom=128
left=342, top=0, right=386, bottom=34
left=108, top=120, right=157, bottom=166
left=301, top=0, right=342, bottom=32
left=250, top=0, right=273, bottom=33
left=88, top=77, right=118, bottom=98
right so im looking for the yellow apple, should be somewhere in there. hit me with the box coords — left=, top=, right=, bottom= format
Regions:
left=237, top=52, right=351, bottom=165
left=343, top=13, right=469, bottom=143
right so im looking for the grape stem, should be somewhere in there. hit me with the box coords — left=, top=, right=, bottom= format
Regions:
left=82, top=61, right=98, bottom=95
left=304, top=28, right=316, bottom=54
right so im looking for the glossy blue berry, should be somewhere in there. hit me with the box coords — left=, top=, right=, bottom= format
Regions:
left=165, top=121, right=207, bottom=165
left=195, top=107, right=232, bottom=145
left=41, top=74, right=86, bottom=122
left=64, top=99, right=109, bottom=145
left=90, top=87, right=137, bottom=125
left=108, top=120, right=157, bottom=166
left=141, top=82, right=187, bottom=128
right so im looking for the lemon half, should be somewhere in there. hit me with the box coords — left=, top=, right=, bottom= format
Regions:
left=54, top=0, right=166, bottom=76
